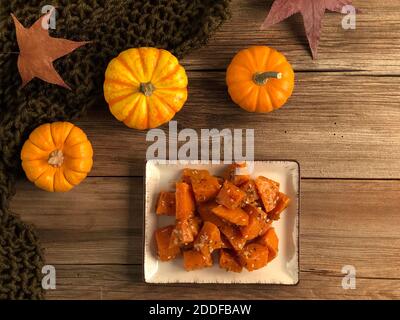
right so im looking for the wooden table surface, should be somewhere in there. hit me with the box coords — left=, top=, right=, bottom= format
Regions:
left=11, top=0, right=400, bottom=299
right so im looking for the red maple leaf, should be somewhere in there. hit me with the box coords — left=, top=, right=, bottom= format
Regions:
left=261, top=0, right=356, bottom=59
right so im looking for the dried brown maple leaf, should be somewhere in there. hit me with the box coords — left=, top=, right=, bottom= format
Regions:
left=11, top=9, right=89, bottom=89
left=261, top=0, right=355, bottom=59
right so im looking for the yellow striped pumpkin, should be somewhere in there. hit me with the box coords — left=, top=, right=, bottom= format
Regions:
left=103, top=47, right=188, bottom=130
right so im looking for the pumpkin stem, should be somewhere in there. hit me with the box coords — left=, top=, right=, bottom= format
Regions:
left=48, top=149, right=64, bottom=168
left=139, top=82, right=155, bottom=97
left=253, top=72, right=282, bottom=85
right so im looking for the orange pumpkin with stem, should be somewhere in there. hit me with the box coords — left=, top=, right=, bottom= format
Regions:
left=21, top=122, right=93, bottom=192
left=226, top=46, right=294, bottom=113
left=103, top=47, right=188, bottom=130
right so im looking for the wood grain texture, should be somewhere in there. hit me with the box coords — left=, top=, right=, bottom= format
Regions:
left=76, top=72, right=400, bottom=179
left=11, top=177, right=400, bottom=299
left=182, top=0, right=400, bottom=73
left=44, top=265, right=400, bottom=300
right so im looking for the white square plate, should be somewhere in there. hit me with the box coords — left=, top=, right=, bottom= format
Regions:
left=144, top=160, right=300, bottom=284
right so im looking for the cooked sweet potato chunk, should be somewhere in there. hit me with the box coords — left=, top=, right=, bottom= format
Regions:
left=155, top=225, right=180, bottom=261
left=170, top=216, right=202, bottom=247
left=175, top=182, right=195, bottom=220
left=259, top=219, right=272, bottom=237
left=194, top=221, right=221, bottom=256
left=168, top=228, right=180, bottom=248
left=181, top=168, right=194, bottom=184
left=198, top=201, right=224, bottom=227
left=220, top=233, right=233, bottom=249
left=183, top=249, right=213, bottom=271
left=156, top=191, right=176, bottom=216
left=219, top=222, right=247, bottom=251
left=268, top=192, right=290, bottom=220
left=240, top=205, right=269, bottom=241
left=222, top=163, right=250, bottom=186
left=189, top=169, right=221, bottom=203
left=212, top=205, right=249, bottom=226
left=241, top=180, right=260, bottom=206
left=216, top=176, right=224, bottom=186
left=188, top=216, right=202, bottom=238
left=170, top=219, right=194, bottom=246
left=238, top=243, right=269, bottom=271
left=257, top=227, right=279, bottom=262
left=219, top=249, right=242, bottom=273
left=216, top=180, right=246, bottom=209
left=254, top=176, right=280, bottom=212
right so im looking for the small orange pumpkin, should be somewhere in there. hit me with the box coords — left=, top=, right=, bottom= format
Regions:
left=21, top=122, right=93, bottom=192
left=226, top=46, right=294, bottom=113
left=103, top=47, right=188, bottom=130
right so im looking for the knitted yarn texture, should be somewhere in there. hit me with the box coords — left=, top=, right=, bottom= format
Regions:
left=0, top=0, right=231, bottom=299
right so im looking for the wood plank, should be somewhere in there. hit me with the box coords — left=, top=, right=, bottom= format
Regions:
left=11, top=178, right=400, bottom=280
left=182, top=0, right=400, bottom=73
left=301, top=179, right=400, bottom=279
left=12, top=177, right=144, bottom=265
left=44, top=265, right=400, bottom=300
left=76, top=72, right=400, bottom=178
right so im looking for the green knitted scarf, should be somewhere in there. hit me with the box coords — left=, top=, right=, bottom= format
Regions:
left=0, top=0, right=231, bottom=299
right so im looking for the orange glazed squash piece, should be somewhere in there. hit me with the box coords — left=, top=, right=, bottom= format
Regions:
left=170, top=216, right=202, bottom=247
left=241, top=180, right=260, bottom=206
left=198, top=202, right=224, bottom=227
left=222, top=163, right=250, bottom=186
left=216, top=180, right=246, bottom=209
left=188, top=169, right=221, bottom=203
left=181, top=168, right=194, bottom=184
left=241, top=205, right=268, bottom=241
left=237, top=243, right=269, bottom=271
left=156, top=191, right=176, bottom=216
left=257, top=227, right=279, bottom=262
left=188, top=216, right=202, bottom=238
left=220, top=233, right=233, bottom=249
left=259, top=219, right=273, bottom=237
left=175, top=182, right=195, bottom=220
left=212, top=205, right=249, bottom=226
left=183, top=249, right=213, bottom=271
left=268, top=192, right=290, bottom=221
left=168, top=227, right=180, bottom=249
left=217, top=176, right=224, bottom=185
left=155, top=225, right=180, bottom=261
left=254, top=176, right=280, bottom=212
left=193, top=221, right=221, bottom=256
left=219, top=223, right=247, bottom=251
left=170, top=219, right=194, bottom=246
left=219, top=250, right=243, bottom=273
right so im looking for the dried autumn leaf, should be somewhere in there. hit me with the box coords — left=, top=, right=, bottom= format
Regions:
left=11, top=9, right=89, bottom=89
left=261, top=0, right=356, bottom=59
